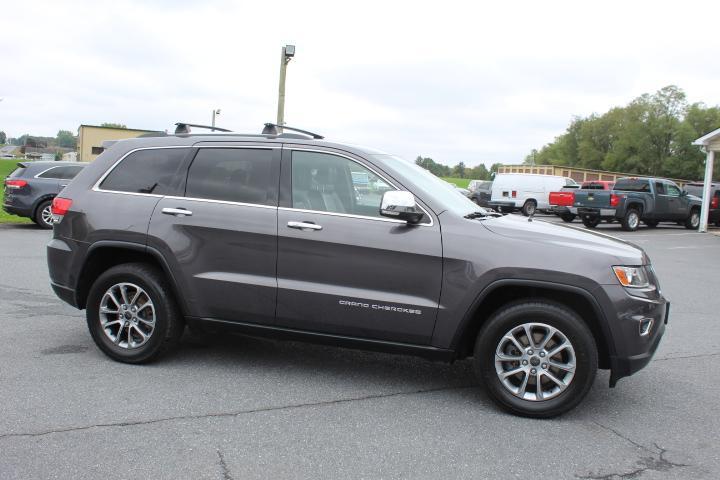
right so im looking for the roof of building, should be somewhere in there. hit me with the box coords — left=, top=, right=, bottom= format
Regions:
left=693, top=127, right=720, bottom=146
left=78, top=124, right=160, bottom=133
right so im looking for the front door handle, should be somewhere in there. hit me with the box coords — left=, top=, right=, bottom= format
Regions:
left=162, top=207, right=193, bottom=217
left=287, top=221, right=322, bottom=231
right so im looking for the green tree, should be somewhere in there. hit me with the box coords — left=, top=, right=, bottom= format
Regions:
left=452, top=162, right=467, bottom=178
left=0, top=131, right=6, bottom=144
left=469, top=163, right=490, bottom=180
left=489, top=162, right=503, bottom=178
left=101, top=123, right=127, bottom=129
left=525, top=85, right=720, bottom=180
left=56, top=130, right=76, bottom=148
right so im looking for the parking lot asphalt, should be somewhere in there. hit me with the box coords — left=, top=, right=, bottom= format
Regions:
left=1, top=217, right=719, bottom=479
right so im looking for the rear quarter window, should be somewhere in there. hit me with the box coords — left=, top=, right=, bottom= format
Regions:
left=7, top=165, right=27, bottom=178
left=99, top=148, right=190, bottom=195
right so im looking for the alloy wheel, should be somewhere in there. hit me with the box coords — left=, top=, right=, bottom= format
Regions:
left=41, top=205, right=54, bottom=227
left=99, top=282, right=156, bottom=349
left=495, top=322, right=576, bottom=401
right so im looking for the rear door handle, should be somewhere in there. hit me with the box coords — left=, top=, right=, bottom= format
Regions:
left=162, top=207, right=193, bottom=217
left=287, top=221, right=322, bottom=231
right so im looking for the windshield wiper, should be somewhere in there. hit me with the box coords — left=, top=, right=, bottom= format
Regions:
left=464, top=211, right=502, bottom=219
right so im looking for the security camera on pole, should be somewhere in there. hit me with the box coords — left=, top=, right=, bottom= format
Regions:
left=276, top=45, right=295, bottom=134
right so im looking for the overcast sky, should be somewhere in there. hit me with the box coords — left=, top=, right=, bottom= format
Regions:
left=2, top=0, right=719, bottom=166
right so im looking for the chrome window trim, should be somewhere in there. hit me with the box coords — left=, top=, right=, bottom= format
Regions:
left=287, top=147, right=435, bottom=227
left=163, top=195, right=277, bottom=210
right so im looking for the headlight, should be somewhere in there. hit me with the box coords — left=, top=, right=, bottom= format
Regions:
left=612, top=266, right=651, bottom=288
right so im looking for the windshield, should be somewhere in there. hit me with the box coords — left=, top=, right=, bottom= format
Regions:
left=371, top=154, right=483, bottom=216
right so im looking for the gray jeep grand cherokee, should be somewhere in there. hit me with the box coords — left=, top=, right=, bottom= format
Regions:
left=47, top=124, right=668, bottom=417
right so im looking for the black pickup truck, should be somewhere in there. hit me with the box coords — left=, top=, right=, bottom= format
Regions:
left=574, top=177, right=702, bottom=231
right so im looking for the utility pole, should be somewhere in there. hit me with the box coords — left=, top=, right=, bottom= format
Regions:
left=211, top=109, right=221, bottom=128
left=276, top=45, right=295, bottom=132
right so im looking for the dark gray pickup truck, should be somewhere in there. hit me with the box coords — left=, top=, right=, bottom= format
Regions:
left=575, top=177, right=702, bottom=231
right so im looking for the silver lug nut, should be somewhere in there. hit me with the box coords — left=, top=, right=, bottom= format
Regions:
left=539, top=352, right=545, bottom=357
left=542, top=363, right=548, bottom=369
left=530, top=368, right=537, bottom=375
left=527, top=350, right=534, bottom=355
left=522, top=360, right=528, bottom=366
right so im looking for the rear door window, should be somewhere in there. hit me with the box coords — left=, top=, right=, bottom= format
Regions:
left=100, top=148, right=189, bottom=195
left=185, top=148, right=275, bottom=205
left=654, top=181, right=665, bottom=195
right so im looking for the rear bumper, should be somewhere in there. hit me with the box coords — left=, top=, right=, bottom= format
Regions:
left=51, top=282, right=79, bottom=308
left=551, top=206, right=577, bottom=215
left=577, top=207, right=616, bottom=218
left=2, top=202, right=32, bottom=217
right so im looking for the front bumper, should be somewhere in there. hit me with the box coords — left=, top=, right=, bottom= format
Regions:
left=598, top=283, right=668, bottom=386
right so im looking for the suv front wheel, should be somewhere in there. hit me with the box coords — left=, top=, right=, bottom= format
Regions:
left=474, top=300, right=597, bottom=418
left=86, top=263, right=183, bottom=363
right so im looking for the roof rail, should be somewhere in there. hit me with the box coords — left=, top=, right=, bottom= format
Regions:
left=262, top=123, right=324, bottom=139
left=174, top=123, right=232, bottom=134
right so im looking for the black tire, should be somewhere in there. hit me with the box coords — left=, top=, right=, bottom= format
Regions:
left=684, top=209, right=700, bottom=230
left=521, top=200, right=537, bottom=217
left=86, top=263, right=183, bottom=364
left=473, top=300, right=598, bottom=418
left=581, top=215, right=601, bottom=228
left=645, top=220, right=659, bottom=228
left=621, top=208, right=641, bottom=231
left=33, top=199, right=54, bottom=229
left=560, top=213, right=576, bottom=223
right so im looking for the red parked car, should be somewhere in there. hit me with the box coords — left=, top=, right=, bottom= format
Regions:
left=549, top=180, right=615, bottom=222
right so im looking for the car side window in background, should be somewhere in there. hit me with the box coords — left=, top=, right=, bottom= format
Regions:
left=100, top=148, right=189, bottom=195
left=666, top=183, right=681, bottom=196
left=291, top=151, right=389, bottom=218
left=38, top=166, right=84, bottom=180
left=655, top=181, right=665, bottom=195
left=185, top=148, right=274, bottom=205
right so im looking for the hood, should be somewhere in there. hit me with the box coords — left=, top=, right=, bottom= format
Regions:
left=480, top=214, right=647, bottom=265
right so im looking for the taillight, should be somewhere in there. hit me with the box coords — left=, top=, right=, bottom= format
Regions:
left=610, top=194, right=620, bottom=207
left=51, top=197, right=73, bottom=217
left=512, top=190, right=517, bottom=198
left=712, top=196, right=719, bottom=209
left=5, top=179, right=28, bottom=189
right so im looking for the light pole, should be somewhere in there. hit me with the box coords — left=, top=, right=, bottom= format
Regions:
left=211, top=108, right=221, bottom=128
left=276, top=45, right=295, bottom=132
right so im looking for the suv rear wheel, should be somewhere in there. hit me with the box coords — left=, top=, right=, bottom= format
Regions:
left=685, top=209, right=700, bottom=230
left=474, top=300, right=597, bottom=418
left=86, top=263, right=183, bottom=363
left=34, top=199, right=54, bottom=229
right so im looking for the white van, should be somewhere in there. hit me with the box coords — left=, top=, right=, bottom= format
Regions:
left=488, top=173, right=578, bottom=216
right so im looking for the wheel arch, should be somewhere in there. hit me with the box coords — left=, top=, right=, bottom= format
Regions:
left=31, top=194, right=56, bottom=218
left=76, top=241, right=187, bottom=315
left=450, top=280, right=613, bottom=369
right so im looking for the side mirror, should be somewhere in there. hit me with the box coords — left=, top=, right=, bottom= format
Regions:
left=380, top=190, right=424, bottom=224
left=680, top=190, right=687, bottom=196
